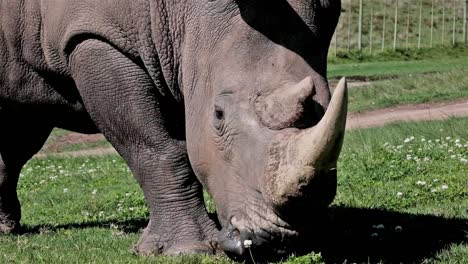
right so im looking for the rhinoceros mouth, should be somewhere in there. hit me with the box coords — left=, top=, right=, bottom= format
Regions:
left=217, top=198, right=303, bottom=258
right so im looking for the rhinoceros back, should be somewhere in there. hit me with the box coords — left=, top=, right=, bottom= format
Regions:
left=0, top=0, right=154, bottom=133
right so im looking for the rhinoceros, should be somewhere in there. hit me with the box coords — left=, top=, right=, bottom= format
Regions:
left=0, top=0, right=346, bottom=258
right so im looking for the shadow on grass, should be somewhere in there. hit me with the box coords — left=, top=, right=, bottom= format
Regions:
left=19, top=213, right=221, bottom=235
left=17, top=208, right=466, bottom=263
left=301, top=206, right=467, bottom=263
left=19, top=218, right=148, bottom=234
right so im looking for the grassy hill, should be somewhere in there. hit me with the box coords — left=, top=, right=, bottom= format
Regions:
left=331, top=0, right=467, bottom=54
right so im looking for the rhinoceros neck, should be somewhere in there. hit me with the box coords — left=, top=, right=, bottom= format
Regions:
left=143, top=0, right=186, bottom=104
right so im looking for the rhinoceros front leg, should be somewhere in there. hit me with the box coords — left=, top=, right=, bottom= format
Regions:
left=69, top=39, right=218, bottom=255
left=0, top=112, right=52, bottom=233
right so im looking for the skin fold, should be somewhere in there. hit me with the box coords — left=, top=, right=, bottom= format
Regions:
left=0, top=0, right=342, bottom=258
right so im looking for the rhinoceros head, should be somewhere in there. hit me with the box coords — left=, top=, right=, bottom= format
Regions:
left=181, top=0, right=344, bottom=257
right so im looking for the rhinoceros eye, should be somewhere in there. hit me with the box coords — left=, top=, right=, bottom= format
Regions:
left=214, top=105, right=224, bottom=120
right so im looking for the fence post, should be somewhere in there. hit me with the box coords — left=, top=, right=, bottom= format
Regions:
left=382, top=1, right=387, bottom=51
left=347, top=0, right=352, bottom=50
left=442, top=2, right=446, bottom=44
left=418, top=0, right=423, bottom=49
left=358, top=0, right=363, bottom=50
left=431, top=0, right=435, bottom=47
left=464, top=0, right=468, bottom=45
left=453, top=0, right=457, bottom=46
left=370, top=7, right=374, bottom=54
left=393, top=0, right=399, bottom=50
left=334, top=31, right=337, bottom=57
left=406, top=2, right=410, bottom=49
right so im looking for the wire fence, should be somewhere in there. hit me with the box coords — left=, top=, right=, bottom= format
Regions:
left=330, top=0, right=468, bottom=55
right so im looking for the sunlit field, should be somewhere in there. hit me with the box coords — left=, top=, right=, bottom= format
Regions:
left=0, top=117, right=466, bottom=263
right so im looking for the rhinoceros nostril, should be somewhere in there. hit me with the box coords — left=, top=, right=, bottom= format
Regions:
left=217, top=225, right=245, bottom=257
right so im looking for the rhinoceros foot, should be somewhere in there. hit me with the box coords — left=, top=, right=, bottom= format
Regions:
left=0, top=203, right=21, bottom=234
left=0, top=218, right=20, bottom=234
left=132, top=215, right=219, bottom=256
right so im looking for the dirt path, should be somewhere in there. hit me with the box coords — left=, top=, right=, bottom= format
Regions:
left=329, top=79, right=373, bottom=89
left=36, top=147, right=117, bottom=158
left=347, top=99, right=468, bottom=129
left=41, top=133, right=105, bottom=153
left=36, top=99, right=468, bottom=158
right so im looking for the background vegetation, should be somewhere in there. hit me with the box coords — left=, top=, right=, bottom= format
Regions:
left=330, top=0, right=468, bottom=54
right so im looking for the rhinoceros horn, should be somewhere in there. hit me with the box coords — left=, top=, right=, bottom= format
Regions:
left=264, top=77, right=348, bottom=210
left=254, top=77, right=316, bottom=130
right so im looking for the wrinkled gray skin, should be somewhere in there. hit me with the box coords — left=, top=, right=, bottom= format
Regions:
left=0, top=0, right=343, bottom=258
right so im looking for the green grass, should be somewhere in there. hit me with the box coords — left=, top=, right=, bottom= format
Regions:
left=328, top=56, right=468, bottom=79
left=49, top=128, right=73, bottom=137
left=1, top=118, right=466, bottom=263
left=337, top=117, right=468, bottom=217
left=346, top=69, right=468, bottom=112
left=328, top=46, right=468, bottom=65
left=327, top=117, right=468, bottom=263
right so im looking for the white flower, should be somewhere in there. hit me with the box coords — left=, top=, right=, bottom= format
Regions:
left=92, top=189, right=97, bottom=195
left=243, top=240, right=252, bottom=248
left=431, top=188, right=437, bottom=193
left=63, top=188, right=69, bottom=193
left=373, top=224, right=385, bottom=229
left=416, top=181, right=426, bottom=186
left=446, top=137, right=451, bottom=140
left=125, top=193, right=131, bottom=197
left=371, top=233, right=379, bottom=238
left=396, top=192, right=403, bottom=197
left=404, top=138, right=411, bottom=143
left=450, top=155, right=457, bottom=159
left=395, top=226, right=403, bottom=232
left=441, top=185, right=448, bottom=190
